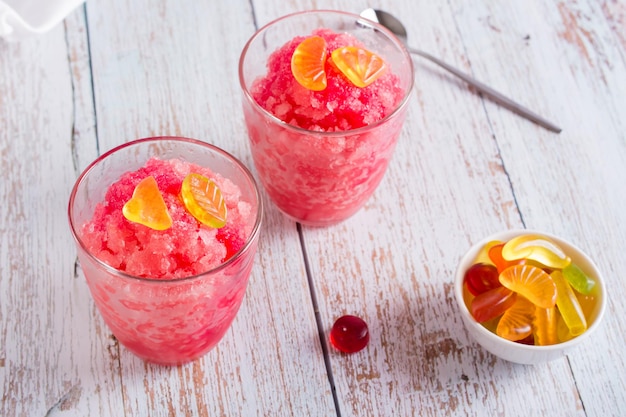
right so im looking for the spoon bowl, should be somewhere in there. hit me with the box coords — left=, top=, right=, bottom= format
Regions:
left=360, top=8, right=561, bottom=133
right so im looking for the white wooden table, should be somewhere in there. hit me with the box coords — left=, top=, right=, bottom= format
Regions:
left=2, top=0, right=625, bottom=415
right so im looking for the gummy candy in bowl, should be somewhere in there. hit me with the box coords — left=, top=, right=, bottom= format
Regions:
left=454, top=229, right=606, bottom=365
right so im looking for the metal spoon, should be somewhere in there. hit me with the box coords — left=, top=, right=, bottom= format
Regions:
left=360, top=8, right=561, bottom=133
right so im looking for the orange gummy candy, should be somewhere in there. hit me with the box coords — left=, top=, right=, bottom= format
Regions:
left=472, top=240, right=501, bottom=266
left=534, top=306, right=558, bottom=346
left=499, top=265, right=557, bottom=309
left=488, top=243, right=525, bottom=273
left=330, top=46, right=387, bottom=88
left=180, top=173, right=227, bottom=228
left=496, top=296, right=534, bottom=342
left=291, top=36, right=328, bottom=91
left=122, top=176, right=172, bottom=230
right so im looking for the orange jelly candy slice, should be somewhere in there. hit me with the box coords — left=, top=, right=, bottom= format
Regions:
left=180, top=173, right=227, bottom=228
left=330, top=46, right=387, bottom=88
left=499, top=265, right=557, bottom=309
left=496, top=296, right=534, bottom=341
left=122, top=176, right=172, bottom=230
left=291, top=36, right=328, bottom=91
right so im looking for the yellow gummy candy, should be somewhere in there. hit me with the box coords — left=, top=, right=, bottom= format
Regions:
left=551, top=270, right=587, bottom=336
left=330, top=46, right=387, bottom=88
left=501, top=234, right=571, bottom=269
left=556, top=314, right=576, bottom=343
left=180, top=173, right=227, bottom=228
left=473, top=240, right=501, bottom=266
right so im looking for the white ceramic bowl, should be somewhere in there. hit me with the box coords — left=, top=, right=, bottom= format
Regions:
left=454, top=229, right=606, bottom=365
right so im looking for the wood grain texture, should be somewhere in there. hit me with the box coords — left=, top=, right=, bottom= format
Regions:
left=449, top=3, right=626, bottom=416
left=0, top=15, right=122, bottom=416
left=1, top=0, right=625, bottom=416
left=70, top=0, right=336, bottom=415
left=291, top=0, right=626, bottom=416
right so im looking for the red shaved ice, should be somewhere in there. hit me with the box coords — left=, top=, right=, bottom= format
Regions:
left=81, top=157, right=252, bottom=279
left=251, top=28, right=404, bottom=131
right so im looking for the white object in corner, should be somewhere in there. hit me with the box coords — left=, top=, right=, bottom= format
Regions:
left=0, top=0, right=85, bottom=41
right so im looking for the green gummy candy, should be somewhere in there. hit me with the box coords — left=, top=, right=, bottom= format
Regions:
left=562, top=263, right=595, bottom=295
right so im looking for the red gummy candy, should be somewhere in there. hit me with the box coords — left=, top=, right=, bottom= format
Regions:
left=470, top=286, right=517, bottom=323
left=464, top=263, right=501, bottom=296
left=330, top=315, right=370, bottom=353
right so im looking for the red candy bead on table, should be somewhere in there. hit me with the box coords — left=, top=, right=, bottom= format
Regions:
left=330, top=315, right=370, bottom=353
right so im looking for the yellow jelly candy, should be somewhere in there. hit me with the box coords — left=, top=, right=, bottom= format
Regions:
left=472, top=240, right=501, bottom=266
left=501, top=234, right=571, bottom=269
left=180, top=173, right=227, bottom=228
left=576, top=291, right=598, bottom=320
left=551, top=270, right=587, bottom=336
left=556, top=313, right=576, bottom=343
left=499, top=265, right=557, bottom=309
left=330, top=46, right=387, bottom=88
left=291, top=36, right=328, bottom=91
left=122, top=176, right=172, bottom=230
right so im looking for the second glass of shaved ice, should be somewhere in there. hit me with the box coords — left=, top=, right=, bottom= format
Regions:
left=68, top=137, right=263, bottom=365
left=239, top=10, right=414, bottom=226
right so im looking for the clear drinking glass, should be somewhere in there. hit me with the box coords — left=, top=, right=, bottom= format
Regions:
left=239, top=10, right=413, bottom=226
left=68, top=137, right=263, bottom=365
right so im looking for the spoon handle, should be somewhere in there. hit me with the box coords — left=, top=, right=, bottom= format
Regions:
left=409, top=47, right=561, bottom=133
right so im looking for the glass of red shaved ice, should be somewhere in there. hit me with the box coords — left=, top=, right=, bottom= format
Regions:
left=68, top=137, right=263, bottom=365
left=239, top=10, right=413, bottom=226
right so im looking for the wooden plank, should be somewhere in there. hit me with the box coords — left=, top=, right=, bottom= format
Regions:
left=65, top=5, right=100, bottom=174
left=0, top=12, right=124, bottom=416
left=79, top=0, right=337, bottom=415
left=276, top=0, right=624, bottom=415
left=0, top=0, right=624, bottom=415
left=450, top=1, right=626, bottom=415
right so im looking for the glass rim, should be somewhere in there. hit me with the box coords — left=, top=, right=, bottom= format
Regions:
left=238, top=9, right=415, bottom=138
left=67, top=136, right=264, bottom=284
